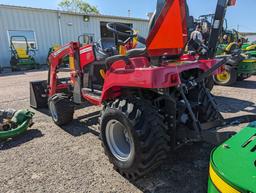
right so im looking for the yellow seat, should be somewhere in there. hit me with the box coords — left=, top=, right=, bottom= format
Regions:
left=16, top=48, right=29, bottom=59
left=245, top=44, right=256, bottom=51
left=224, top=42, right=239, bottom=54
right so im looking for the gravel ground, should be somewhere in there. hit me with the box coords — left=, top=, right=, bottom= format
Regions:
left=0, top=70, right=255, bottom=193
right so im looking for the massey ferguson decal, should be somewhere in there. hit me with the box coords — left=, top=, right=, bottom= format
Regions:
left=80, top=47, right=93, bottom=54
left=53, top=45, right=70, bottom=57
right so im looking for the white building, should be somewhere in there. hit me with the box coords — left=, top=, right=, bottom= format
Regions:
left=0, top=4, right=149, bottom=68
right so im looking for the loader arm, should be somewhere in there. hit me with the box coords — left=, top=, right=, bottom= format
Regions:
left=48, top=42, right=80, bottom=97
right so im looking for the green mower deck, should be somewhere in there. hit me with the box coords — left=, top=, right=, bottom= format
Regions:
left=208, top=123, right=256, bottom=193
left=11, top=57, right=38, bottom=71
left=0, top=109, right=34, bottom=140
left=237, top=58, right=256, bottom=77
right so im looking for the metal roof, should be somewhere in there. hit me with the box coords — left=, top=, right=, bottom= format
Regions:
left=0, top=4, right=149, bottom=22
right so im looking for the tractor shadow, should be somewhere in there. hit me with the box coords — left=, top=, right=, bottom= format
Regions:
left=31, top=103, right=101, bottom=137
left=228, top=79, right=256, bottom=89
left=0, top=67, right=48, bottom=77
left=215, top=95, right=256, bottom=114
left=33, top=107, right=51, bottom=116
left=132, top=142, right=214, bottom=193
left=62, top=111, right=100, bottom=137
left=0, top=129, right=43, bottom=150
left=62, top=102, right=101, bottom=137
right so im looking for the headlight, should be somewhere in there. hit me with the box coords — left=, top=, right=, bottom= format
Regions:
left=209, top=164, right=240, bottom=193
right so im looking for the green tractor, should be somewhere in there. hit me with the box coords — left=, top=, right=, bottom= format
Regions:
left=195, top=15, right=256, bottom=85
left=10, top=36, right=38, bottom=71
left=213, top=31, right=256, bottom=85
left=208, top=122, right=256, bottom=193
left=241, top=42, right=256, bottom=76
left=241, top=42, right=256, bottom=52
left=214, top=44, right=256, bottom=85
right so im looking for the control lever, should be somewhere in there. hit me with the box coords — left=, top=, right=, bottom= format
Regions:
left=186, top=57, right=228, bottom=89
left=186, top=46, right=246, bottom=89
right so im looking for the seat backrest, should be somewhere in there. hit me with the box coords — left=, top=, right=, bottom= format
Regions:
left=148, top=0, right=166, bottom=35
left=146, top=0, right=188, bottom=57
left=16, top=48, right=29, bottom=59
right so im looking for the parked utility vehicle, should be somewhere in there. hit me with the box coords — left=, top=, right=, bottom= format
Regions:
left=10, top=36, right=38, bottom=71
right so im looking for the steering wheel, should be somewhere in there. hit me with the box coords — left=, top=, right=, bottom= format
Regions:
left=106, top=22, right=146, bottom=45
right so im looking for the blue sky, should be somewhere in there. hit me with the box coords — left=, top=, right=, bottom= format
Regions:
left=1, top=0, right=255, bottom=32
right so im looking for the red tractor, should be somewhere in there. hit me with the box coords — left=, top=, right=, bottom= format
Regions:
left=30, top=0, right=254, bottom=180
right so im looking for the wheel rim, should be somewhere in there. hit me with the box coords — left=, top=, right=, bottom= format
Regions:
left=214, top=70, right=231, bottom=84
left=49, top=101, right=58, bottom=121
left=105, top=120, right=135, bottom=162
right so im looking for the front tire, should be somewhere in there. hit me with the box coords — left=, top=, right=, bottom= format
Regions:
left=48, top=93, right=74, bottom=126
left=100, top=98, right=170, bottom=180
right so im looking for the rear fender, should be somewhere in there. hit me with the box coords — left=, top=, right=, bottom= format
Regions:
left=100, top=59, right=180, bottom=102
left=100, top=58, right=221, bottom=102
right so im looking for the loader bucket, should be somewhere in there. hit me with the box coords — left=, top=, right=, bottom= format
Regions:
left=30, top=80, right=48, bottom=109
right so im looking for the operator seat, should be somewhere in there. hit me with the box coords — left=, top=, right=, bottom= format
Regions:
left=105, top=48, right=147, bottom=69
left=123, top=0, right=166, bottom=59
left=93, top=43, right=118, bottom=61
left=105, top=0, right=191, bottom=67
left=126, top=48, right=147, bottom=58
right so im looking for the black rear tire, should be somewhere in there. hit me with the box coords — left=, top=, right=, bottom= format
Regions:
left=198, top=86, right=223, bottom=122
left=48, top=93, right=74, bottom=126
left=100, top=98, right=170, bottom=180
left=205, top=76, right=214, bottom=91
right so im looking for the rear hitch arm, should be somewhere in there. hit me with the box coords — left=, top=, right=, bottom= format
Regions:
left=177, top=85, right=202, bottom=140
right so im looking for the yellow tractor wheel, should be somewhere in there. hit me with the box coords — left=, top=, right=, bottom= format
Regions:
left=213, top=65, right=237, bottom=86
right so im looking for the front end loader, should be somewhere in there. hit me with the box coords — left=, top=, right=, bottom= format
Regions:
left=30, top=0, right=256, bottom=180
